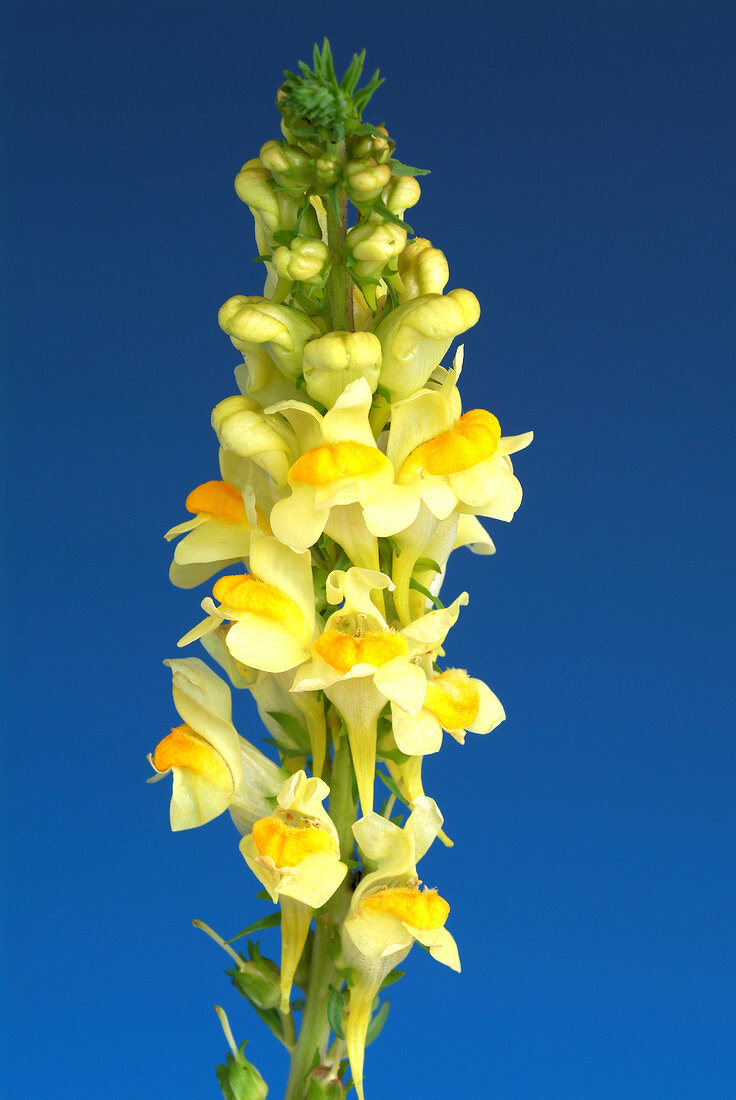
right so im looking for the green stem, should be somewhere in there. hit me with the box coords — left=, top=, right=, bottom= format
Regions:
left=284, top=728, right=355, bottom=1099
left=324, top=144, right=354, bottom=332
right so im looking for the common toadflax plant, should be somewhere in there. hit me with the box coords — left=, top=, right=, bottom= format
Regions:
left=149, top=41, right=532, bottom=1100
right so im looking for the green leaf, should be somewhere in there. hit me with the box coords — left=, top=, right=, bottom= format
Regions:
left=267, top=711, right=311, bottom=752
left=388, top=158, right=430, bottom=177
left=254, top=889, right=271, bottom=901
left=409, top=578, right=444, bottom=609
left=379, top=968, right=406, bottom=991
left=375, top=770, right=407, bottom=805
left=327, top=984, right=346, bottom=1039
left=374, top=383, right=391, bottom=403
left=273, top=229, right=297, bottom=246
left=227, top=912, right=281, bottom=944
left=325, top=184, right=341, bottom=218
left=365, top=999, right=390, bottom=1046
left=369, top=199, right=413, bottom=233
left=414, top=556, right=442, bottom=574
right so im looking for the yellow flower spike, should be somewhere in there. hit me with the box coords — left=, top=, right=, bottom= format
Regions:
left=302, top=330, right=382, bottom=409
left=375, top=289, right=480, bottom=401
left=397, top=237, right=450, bottom=301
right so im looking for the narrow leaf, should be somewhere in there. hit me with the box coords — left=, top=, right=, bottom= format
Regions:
left=227, top=912, right=281, bottom=944
left=409, top=578, right=444, bottom=608
left=366, top=999, right=390, bottom=1046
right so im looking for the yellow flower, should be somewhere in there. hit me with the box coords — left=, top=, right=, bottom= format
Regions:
left=342, top=799, right=459, bottom=1100
left=240, top=771, right=347, bottom=1011
left=177, top=531, right=315, bottom=674
left=267, top=378, right=419, bottom=565
left=388, top=346, right=533, bottom=521
left=392, top=666, right=505, bottom=756
left=292, top=568, right=468, bottom=812
left=147, top=657, right=283, bottom=832
left=164, top=477, right=256, bottom=590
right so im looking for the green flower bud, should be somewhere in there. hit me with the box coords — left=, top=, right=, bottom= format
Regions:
left=346, top=220, right=407, bottom=281
left=345, top=158, right=392, bottom=204
left=350, top=128, right=393, bottom=164
left=230, top=955, right=282, bottom=1010
left=315, top=155, right=341, bottom=188
left=215, top=1048, right=268, bottom=1100
left=260, top=139, right=315, bottom=195
left=305, top=1067, right=346, bottom=1099
left=272, top=238, right=331, bottom=284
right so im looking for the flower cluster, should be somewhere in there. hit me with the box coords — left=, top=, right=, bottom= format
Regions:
left=149, top=40, right=531, bottom=1100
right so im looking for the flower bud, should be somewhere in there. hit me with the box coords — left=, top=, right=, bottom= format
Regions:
left=397, top=237, right=450, bottom=300
left=345, top=158, right=392, bottom=204
left=234, top=159, right=280, bottom=226
left=303, top=331, right=382, bottom=408
left=219, top=295, right=320, bottom=380
left=382, top=175, right=421, bottom=219
left=350, top=128, right=392, bottom=163
left=346, top=220, right=407, bottom=280
left=375, top=289, right=481, bottom=400
left=231, top=952, right=282, bottom=1010
left=272, top=238, right=330, bottom=284
left=315, top=156, right=341, bottom=188
left=211, top=395, right=291, bottom=461
left=259, top=139, right=315, bottom=195
left=305, top=1067, right=346, bottom=1099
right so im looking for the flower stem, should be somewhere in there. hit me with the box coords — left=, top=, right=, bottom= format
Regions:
left=324, top=144, right=354, bottom=333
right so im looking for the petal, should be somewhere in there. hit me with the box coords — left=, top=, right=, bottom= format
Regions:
left=224, top=615, right=310, bottom=673
left=391, top=706, right=444, bottom=755
left=269, top=486, right=329, bottom=551
left=361, top=484, right=421, bottom=537
left=173, top=518, right=251, bottom=565
left=469, top=680, right=506, bottom=734
left=373, top=658, right=427, bottom=715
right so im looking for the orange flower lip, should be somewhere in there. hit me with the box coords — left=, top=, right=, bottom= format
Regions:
left=153, top=724, right=232, bottom=790
left=212, top=573, right=308, bottom=633
left=252, top=816, right=334, bottom=868
left=290, top=442, right=388, bottom=486
left=185, top=480, right=248, bottom=524
left=400, top=409, right=501, bottom=478
left=314, top=629, right=408, bottom=672
left=423, top=669, right=480, bottom=729
left=360, top=886, right=450, bottom=930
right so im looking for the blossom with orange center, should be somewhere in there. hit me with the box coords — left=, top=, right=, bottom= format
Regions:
left=164, top=477, right=256, bottom=590
left=177, top=531, right=315, bottom=674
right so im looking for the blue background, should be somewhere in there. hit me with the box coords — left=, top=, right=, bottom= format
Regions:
left=3, top=2, right=735, bottom=1096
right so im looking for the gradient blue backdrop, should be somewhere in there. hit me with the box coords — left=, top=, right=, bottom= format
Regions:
left=3, top=2, right=735, bottom=1096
